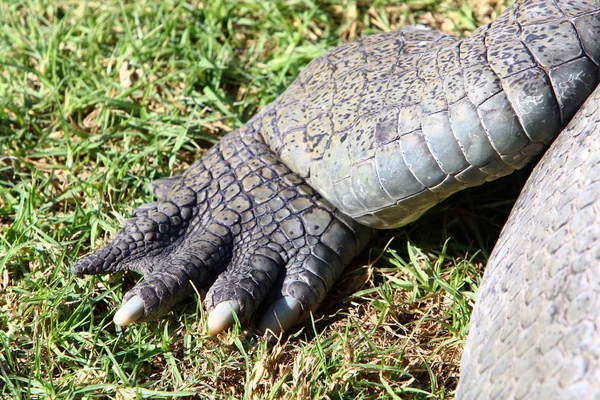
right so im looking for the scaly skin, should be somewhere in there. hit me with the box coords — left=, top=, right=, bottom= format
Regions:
left=258, top=0, right=600, bottom=228
left=74, top=0, right=600, bottom=393
left=458, top=82, right=600, bottom=399
left=73, top=123, right=372, bottom=333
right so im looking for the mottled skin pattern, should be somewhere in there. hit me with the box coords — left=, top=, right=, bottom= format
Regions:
left=73, top=0, right=600, bottom=396
left=458, top=85, right=600, bottom=398
left=259, top=0, right=600, bottom=228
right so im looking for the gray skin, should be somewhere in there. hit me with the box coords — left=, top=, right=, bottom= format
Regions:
left=458, top=81, right=600, bottom=398
left=74, top=0, right=600, bottom=395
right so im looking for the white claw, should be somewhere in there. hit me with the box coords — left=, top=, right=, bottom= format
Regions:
left=258, top=297, right=302, bottom=337
left=207, top=300, right=241, bottom=336
left=113, top=295, right=145, bottom=326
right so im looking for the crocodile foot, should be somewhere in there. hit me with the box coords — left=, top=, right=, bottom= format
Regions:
left=73, top=125, right=373, bottom=335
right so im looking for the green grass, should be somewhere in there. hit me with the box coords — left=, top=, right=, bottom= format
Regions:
left=0, top=0, right=513, bottom=398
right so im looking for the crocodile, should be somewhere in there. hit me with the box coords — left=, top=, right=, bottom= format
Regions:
left=73, top=0, right=600, bottom=396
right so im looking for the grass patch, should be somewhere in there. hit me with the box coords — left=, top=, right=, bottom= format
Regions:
left=1, top=0, right=514, bottom=398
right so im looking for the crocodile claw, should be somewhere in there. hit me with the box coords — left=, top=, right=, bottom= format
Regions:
left=113, top=295, right=145, bottom=326
left=207, top=300, right=241, bottom=335
left=258, top=297, right=303, bottom=337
